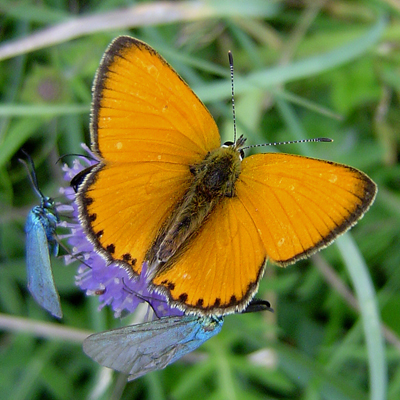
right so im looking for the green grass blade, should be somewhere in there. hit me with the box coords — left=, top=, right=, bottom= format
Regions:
left=336, top=235, right=387, bottom=400
left=195, top=17, right=387, bottom=102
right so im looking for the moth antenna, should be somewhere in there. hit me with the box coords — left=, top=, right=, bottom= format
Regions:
left=55, top=237, right=94, bottom=269
left=18, top=150, right=44, bottom=200
left=228, top=51, right=237, bottom=143
left=121, top=278, right=165, bottom=319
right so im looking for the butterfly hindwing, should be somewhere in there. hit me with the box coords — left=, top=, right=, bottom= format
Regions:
left=151, top=196, right=266, bottom=315
left=80, top=162, right=192, bottom=273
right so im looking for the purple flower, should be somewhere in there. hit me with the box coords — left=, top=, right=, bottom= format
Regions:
left=59, top=144, right=182, bottom=318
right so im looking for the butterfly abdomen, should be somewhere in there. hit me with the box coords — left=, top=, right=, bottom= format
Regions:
left=153, top=146, right=242, bottom=263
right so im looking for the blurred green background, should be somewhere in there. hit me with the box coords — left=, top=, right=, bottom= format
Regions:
left=0, top=1, right=398, bottom=399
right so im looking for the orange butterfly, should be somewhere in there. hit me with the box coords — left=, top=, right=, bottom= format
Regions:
left=77, top=36, right=377, bottom=316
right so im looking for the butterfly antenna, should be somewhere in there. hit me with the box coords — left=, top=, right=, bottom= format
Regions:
left=242, top=137, right=333, bottom=151
left=228, top=51, right=237, bottom=143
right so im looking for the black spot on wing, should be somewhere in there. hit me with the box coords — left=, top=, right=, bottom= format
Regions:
left=88, top=213, right=97, bottom=222
left=122, top=253, right=132, bottom=262
left=228, top=295, right=237, bottom=306
left=106, top=244, right=115, bottom=254
left=83, top=196, right=93, bottom=206
left=179, top=293, right=188, bottom=302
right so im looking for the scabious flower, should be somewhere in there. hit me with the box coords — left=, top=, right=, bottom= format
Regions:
left=58, top=144, right=182, bottom=319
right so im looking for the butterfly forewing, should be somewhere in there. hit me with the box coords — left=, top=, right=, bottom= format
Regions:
left=237, top=153, right=377, bottom=265
left=92, top=37, right=220, bottom=161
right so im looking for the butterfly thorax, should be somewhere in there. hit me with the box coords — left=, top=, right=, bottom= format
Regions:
left=150, top=145, right=242, bottom=264
left=191, top=145, right=242, bottom=198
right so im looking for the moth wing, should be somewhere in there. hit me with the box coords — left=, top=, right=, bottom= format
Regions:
left=25, top=208, right=62, bottom=318
left=83, top=316, right=222, bottom=381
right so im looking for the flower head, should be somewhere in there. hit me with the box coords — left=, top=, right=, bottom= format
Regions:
left=59, top=144, right=182, bottom=318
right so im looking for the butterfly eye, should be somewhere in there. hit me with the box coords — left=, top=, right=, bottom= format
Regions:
left=222, top=141, right=244, bottom=159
